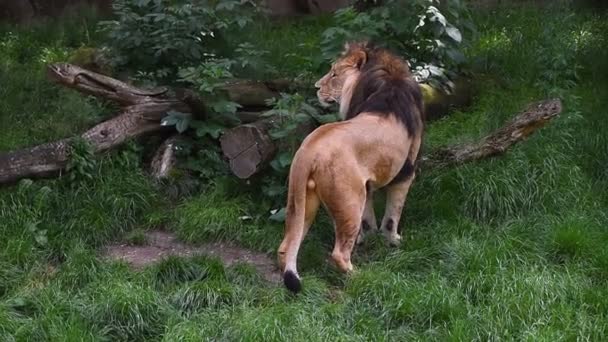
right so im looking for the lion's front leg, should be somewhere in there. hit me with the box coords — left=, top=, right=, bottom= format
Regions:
left=356, top=189, right=378, bottom=245
left=380, top=176, right=415, bottom=246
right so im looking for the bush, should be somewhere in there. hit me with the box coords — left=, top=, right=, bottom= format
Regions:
left=99, top=0, right=257, bottom=81
left=321, top=0, right=475, bottom=91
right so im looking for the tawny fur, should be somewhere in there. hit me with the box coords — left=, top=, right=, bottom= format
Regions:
left=278, top=42, right=424, bottom=293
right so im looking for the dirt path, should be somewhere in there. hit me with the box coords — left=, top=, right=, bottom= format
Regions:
left=102, top=230, right=281, bottom=284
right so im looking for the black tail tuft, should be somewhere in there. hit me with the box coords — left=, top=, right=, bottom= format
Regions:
left=283, top=270, right=302, bottom=293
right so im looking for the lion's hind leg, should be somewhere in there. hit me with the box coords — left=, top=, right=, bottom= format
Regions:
left=320, top=180, right=366, bottom=273
left=380, top=157, right=418, bottom=246
left=356, top=186, right=378, bottom=245
left=278, top=187, right=321, bottom=273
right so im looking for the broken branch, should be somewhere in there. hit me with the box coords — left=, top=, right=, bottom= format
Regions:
left=422, top=98, right=562, bottom=168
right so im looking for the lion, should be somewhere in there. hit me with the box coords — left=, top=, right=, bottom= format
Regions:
left=277, top=41, right=424, bottom=293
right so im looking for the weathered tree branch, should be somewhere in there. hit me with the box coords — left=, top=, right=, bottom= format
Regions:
left=421, top=98, right=562, bottom=168
left=47, top=63, right=171, bottom=105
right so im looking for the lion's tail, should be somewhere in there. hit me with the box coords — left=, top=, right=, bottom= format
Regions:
left=279, top=154, right=316, bottom=294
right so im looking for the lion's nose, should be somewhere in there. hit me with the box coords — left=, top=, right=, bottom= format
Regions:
left=314, top=80, right=321, bottom=88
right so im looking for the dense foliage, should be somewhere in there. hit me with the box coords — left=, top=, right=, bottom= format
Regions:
left=321, top=0, right=474, bottom=90
left=99, top=0, right=257, bottom=79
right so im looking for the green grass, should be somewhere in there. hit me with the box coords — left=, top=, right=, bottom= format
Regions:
left=1, top=3, right=608, bottom=341
left=0, top=8, right=108, bottom=151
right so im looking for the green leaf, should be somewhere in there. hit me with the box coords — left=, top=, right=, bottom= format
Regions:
left=445, top=25, right=462, bottom=43
left=301, top=102, right=319, bottom=115
left=263, top=184, right=285, bottom=197
left=294, top=113, right=311, bottom=123
left=269, top=129, right=291, bottom=140
left=270, top=158, right=282, bottom=171
left=278, top=152, right=293, bottom=168
left=261, top=109, right=279, bottom=117
left=175, top=116, right=191, bottom=133
left=311, top=112, right=339, bottom=124
left=26, top=221, right=38, bottom=233
left=211, top=100, right=241, bottom=114
left=195, top=122, right=224, bottom=139
left=161, top=116, right=179, bottom=127
left=446, top=48, right=465, bottom=64
left=269, top=207, right=287, bottom=222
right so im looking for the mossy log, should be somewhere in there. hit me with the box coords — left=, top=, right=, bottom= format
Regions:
left=420, top=79, right=473, bottom=121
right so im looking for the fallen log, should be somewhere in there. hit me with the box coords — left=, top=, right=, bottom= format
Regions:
left=420, top=78, right=473, bottom=121
left=0, top=61, right=551, bottom=185
left=0, top=63, right=192, bottom=184
left=422, top=98, right=562, bottom=168
left=220, top=78, right=474, bottom=178
left=219, top=119, right=278, bottom=179
left=222, top=80, right=279, bottom=108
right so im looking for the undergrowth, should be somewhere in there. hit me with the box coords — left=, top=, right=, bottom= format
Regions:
left=1, top=3, right=608, bottom=341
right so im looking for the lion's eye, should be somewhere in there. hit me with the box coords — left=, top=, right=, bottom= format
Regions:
left=330, top=71, right=336, bottom=78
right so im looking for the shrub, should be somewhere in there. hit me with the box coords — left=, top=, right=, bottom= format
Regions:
left=321, top=0, right=475, bottom=91
left=99, top=0, right=257, bottom=80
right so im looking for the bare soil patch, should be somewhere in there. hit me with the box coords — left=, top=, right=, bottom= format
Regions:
left=102, top=230, right=280, bottom=283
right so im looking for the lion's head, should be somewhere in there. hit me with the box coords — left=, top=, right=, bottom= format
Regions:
left=315, top=41, right=414, bottom=120
left=314, top=42, right=369, bottom=117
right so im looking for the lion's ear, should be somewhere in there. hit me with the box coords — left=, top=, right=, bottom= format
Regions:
left=352, top=50, right=367, bottom=69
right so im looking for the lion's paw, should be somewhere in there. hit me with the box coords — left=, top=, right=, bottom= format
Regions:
left=388, top=234, right=402, bottom=247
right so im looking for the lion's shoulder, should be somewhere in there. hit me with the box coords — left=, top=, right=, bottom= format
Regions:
left=345, top=47, right=424, bottom=137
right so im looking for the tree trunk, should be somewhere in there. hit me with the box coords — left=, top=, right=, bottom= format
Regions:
left=0, top=0, right=35, bottom=23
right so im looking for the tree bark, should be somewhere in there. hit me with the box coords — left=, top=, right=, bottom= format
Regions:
left=221, top=80, right=280, bottom=109
left=0, top=0, right=35, bottom=24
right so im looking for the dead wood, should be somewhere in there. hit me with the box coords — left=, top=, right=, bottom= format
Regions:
left=421, top=98, right=562, bottom=168
left=219, top=119, right=278, bottom=179
left=0, top=62, right=555, bottom=185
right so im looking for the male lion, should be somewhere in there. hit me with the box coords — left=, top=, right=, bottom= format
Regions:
left=277, top=41, right=424, bottom=293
